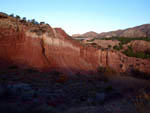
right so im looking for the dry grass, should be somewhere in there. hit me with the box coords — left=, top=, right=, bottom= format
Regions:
left=133, top=90, right=150, bottom=113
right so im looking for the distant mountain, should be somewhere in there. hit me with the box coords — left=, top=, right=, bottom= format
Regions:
left=81, top=31, right=99, bottom=38
left=72, top=24, right=150, bottom=39
left=98, top=24, right=150, bottom=38
left=72, top=31, right=98, bottom=39
left=72, top=34, right=81, bottom=38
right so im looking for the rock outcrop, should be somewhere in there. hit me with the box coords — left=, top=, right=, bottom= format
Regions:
left=127, top=40, right=150, bottom=53
left=0, top=13, right=150, bottom=74
left=83, top=39, right=120, bottom=49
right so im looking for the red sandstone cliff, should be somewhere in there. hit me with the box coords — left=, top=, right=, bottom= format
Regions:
left=0, top=13, right=150, bottom=74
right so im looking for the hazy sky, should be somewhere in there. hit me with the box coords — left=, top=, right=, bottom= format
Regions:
left=1, top=0, right=150, bottom=35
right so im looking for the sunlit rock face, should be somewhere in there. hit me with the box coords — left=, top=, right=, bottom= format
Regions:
left=0, top=14, right=150, bottom=74
left=127, top=40, right=150, bottom=53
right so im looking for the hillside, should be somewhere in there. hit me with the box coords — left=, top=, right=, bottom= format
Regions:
left=72, top=31, right=98, bottom=39
left=72, top=24, right=150, bottom=39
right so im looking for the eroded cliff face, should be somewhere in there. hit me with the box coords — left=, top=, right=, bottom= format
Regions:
left=0, top=15, right=150, bottom=74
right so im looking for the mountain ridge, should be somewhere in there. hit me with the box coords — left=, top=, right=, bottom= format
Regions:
left=72, top=24, right=150, bottom=39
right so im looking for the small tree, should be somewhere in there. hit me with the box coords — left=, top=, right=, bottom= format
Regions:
left=113, top=45, right=119, bottom=50
left=40, top=21, right=45, bottom=25
left=108, top=45, right=112, bottom=48
left=22, top=17, right=26, bottom=21
left=16, top=15, right=20, bottom=19
left=31, top=19, right=35, bottom=23
left=20, top=17, right=27, bottom=23
left=123, top=46, right=135, bottom=57
left=10, top=13, right=14, bottom=17
left=31, top=19, right=39, bottom=24
left=119, top=43, right=123, bottom=49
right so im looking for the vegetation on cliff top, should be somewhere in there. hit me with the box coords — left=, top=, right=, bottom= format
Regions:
left=85, top=37, right=150, bottom=59
left=92, top=37, right=150, bottom=44
left=123, top=46, right=150, bottom=59
left=0, top=12, right=47, bottom=25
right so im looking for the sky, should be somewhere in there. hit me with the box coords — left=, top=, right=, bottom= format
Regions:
left=1, top=0, right=150, bottom=35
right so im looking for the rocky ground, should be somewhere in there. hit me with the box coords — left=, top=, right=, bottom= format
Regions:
left=0, top=67, right=150, bottom=113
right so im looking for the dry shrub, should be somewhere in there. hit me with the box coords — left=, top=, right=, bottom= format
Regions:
left=97, top=66, right=116, bottom=76
left=133, top=90, right=150, bottom=113
left=56, top=74, right=69, bottom=84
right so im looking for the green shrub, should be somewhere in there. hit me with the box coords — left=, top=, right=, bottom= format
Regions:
left=113, top=45, right=119, bottom=50
left=123, top=46, right=135, bottom=57
left=123, top=46, right=150, bottom=59
left=108, top=45, right=111, bottom=48
left=96, top=37, right=150, bottom=45
left=136, top=52, right=145, bottom=59
left=9, top=13, right=14, bottom=17
left=97, top=66, right=116, bottom=75
left=119, top=43, right=123, bottom=49
left=31, top=19, right=39, bottom=24
left=113, top=43, right=123, bottom=51
left=97, top=67, right=106, bottom=73
left=16, top=15, right=20, bottom=19
left=20, top=17, right=27, bottom=23
left=22, top=17, right=26, bottom=20
left=120, top=64, right=123, bottom=68
left=40, top=22, right=45, bottom=25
